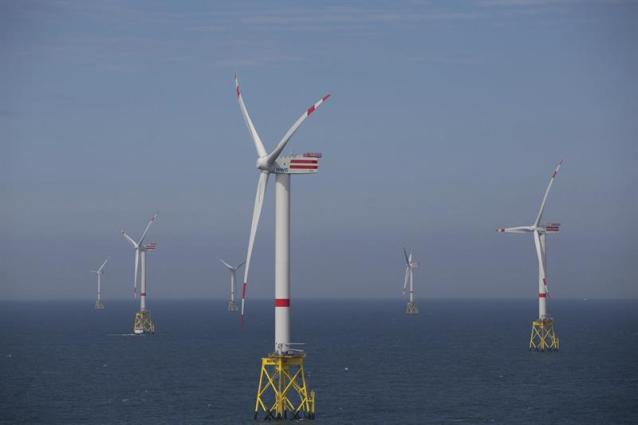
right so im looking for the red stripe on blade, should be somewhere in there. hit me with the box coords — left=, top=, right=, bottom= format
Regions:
left=275, top=298, right=290, bottom=307
left=290, top=165, right=318, bottom=170
left=242, top=283, right=247, bottom=298
left=290, top=159, right=318, bottom=164
left=539, top=293, right=547, bottom=298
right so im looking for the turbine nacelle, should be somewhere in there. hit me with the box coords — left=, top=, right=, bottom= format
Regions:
left=497, top=223, right=560, bottom=234
left=273, top=154, right=321, bottom=174
left=541, top=223, right=561, bottom=233
left=257, top=153, right=322, bottom=174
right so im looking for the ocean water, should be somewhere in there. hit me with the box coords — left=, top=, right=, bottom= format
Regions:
left=1, top=299, right=637, bottom=425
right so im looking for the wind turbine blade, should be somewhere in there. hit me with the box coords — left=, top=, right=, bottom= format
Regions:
left=403, top=266, right=409, bottom=294
left=235, top=75, right=267, bottom=158
left=139, top=213, right=158, bottom=245
left=533, top=231, right=548, bottom=292
left=219, top=259, right=234, bottom=270
left=402, top=248, right=410, bottom=265
left=496, top=226, right=533, bottom=233
left=122, top=231, right=138, bottom=248
left=235, top=261, right=245, bottom=270
left=133, top=250, right=139, bottom=299
left=240, top=171, right=270, bottom=324
left=97, top=258, right=109, bottom=273
left=534, top=161, right=562, bottom=226
left=266, top=94, right=331, bottom=164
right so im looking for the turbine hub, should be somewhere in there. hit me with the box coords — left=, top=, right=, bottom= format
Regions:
left=256, top=156, right=270, bottom=171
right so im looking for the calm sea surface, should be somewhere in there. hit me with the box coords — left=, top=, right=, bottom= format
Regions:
left=1, top=299, right=637, bottom=424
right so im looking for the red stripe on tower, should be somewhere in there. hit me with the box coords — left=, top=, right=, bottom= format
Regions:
left=275, top=298, right=290, bottom=307
left=140, top=292, right=146, bottom=296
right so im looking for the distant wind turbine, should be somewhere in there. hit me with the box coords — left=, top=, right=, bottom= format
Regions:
left=91, top=258, right=108, bottom=310
left=402, top=249, right=419, bottom=315
left=219, top=259, right=244, bottom=312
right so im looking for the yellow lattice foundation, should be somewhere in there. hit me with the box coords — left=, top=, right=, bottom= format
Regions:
left=529, top=319, right=559, bottom=351
left=95, top=300, right=104, bottom=310
left=133, top=311, right=155, bottom=335
left=405, top=301, right=419, bottom=315
left=254, top=353, right=315, bottom=420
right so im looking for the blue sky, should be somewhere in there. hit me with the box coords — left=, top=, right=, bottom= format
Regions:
left=1, top=0, right=636, bottom=300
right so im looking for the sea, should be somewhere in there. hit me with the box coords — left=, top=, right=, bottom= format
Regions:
left=1, top=299, right=637, bottom=425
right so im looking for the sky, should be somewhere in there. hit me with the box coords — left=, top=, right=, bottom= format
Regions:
left=1, top=0, right=636, bottom=301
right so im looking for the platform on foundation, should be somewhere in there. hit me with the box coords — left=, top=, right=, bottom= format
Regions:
left=133, top=311, right=155, bottom=335
left=228, top=300, right=239, bottom=312
left=95, top=300, right=104, bottom=310
left=405, top=301, right=419, bottom=315
left=529, top=319, right=559, bottom=351
left=254, top=353, right=315, bottom=420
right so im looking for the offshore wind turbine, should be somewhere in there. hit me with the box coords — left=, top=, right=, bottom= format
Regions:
left=91, top=258, right=108, bottom=310
left=402, top=249, right=419, bottom=315
left=497, top=161, right=563, bottom=351
left=235, top=76, right=329, bottom=420
left=122, top=213, right=158, bottom=335
left=219, top=259, right=244, bottom=311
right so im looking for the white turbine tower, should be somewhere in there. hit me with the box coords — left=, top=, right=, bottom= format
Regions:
left=91, top=258, right=108, bottom=310
left=497, top=161, right=563, bottom=351
left=219, top=259, right=244, bottom=311
left=402, top=249, right=419, bottom=315
left=235, top=76, right=328, bottom=420
left=122, top=213, right=158, bottom=335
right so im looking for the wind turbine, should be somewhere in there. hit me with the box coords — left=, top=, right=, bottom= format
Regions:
left=219, top=259, right=244, bottom=311
left=91, top=258, right=108, bottom=310
left=122, top=213, right=158, bottom=335
left=235, top=76, right=328, bottom=420
left=497, top=161, right=563, bottom=351
left=402, top=249, right=419, bottom=315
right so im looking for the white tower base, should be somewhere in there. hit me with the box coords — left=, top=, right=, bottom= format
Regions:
left=228, top=300, right=239, bottom=311
left=95, top=299, right=104, bottom=310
